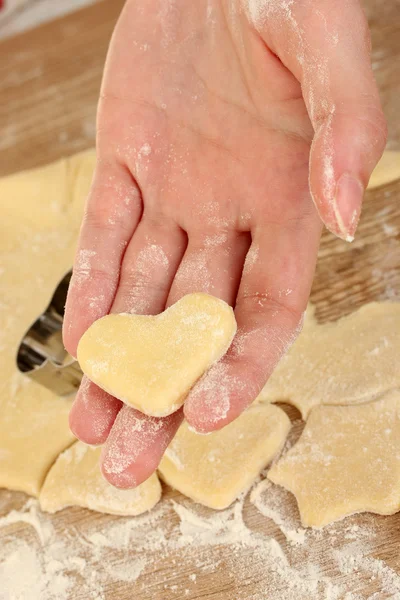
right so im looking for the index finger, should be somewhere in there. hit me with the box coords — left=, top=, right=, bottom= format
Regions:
left=63, top=160, right=142, bottom=357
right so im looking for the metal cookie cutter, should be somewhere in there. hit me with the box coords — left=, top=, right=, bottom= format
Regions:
left=16, top=270, right=83, bottom=396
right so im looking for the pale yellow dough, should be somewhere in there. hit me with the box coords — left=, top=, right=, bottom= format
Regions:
left=268, top=391, right=400, bottom=528
left=258, top=302, right=400, bottom=418
left=367, top=151, right=400, bottom=189
left=78, top=294, right=237, bottom=417
left=40, top=442, right=161, bottom=515
left=158, top=404, right=290, bottom=510
left=0, top=150, right=95, bottom=496
left=1, top=148, right=399, bottom=522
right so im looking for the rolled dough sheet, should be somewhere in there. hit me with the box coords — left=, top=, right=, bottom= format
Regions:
left=268, top=390, right=400, bottom=528
left=158, top=404, right=290, bottom=510
left=257, top=302, right=400, bottom=418
left=367, top=151, right=400, bottom=190
left=0, top=149, right=95, bottom=496
left=77, top=294, right=237, bottom=417
left=0, top=145, right=397, bottom=513
left=40, top=441, right=161, bottom=515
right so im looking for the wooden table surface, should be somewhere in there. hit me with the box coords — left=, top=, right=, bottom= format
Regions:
left=0, top=0, right=99, bottom=41
left=0, top=1, right=399, bottom=599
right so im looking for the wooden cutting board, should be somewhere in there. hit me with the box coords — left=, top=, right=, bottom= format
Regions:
left=0, top=2, right=399, bottom=599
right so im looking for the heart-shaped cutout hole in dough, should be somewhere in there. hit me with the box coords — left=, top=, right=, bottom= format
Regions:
left=77, top=293, right=237, bottom=416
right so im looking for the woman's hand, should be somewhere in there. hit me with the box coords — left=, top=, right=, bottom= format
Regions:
left=63, top=0, right=386, bottom=488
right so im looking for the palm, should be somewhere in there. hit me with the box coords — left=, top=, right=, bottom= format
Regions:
left=98, top=0, right=313, bottom=236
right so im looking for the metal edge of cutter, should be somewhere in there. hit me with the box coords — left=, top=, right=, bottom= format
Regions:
left=16, top=270, right=83, bottom=396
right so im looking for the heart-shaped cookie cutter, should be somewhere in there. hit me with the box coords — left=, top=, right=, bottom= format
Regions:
left=16, top=270, right=82, bottom=395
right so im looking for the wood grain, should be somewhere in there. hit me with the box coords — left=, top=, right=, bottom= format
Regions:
left=0, top=0, right=124, bottom=175
left=0, top=0, right=99, bottom=41
left=0, top=1, right=399, bottom=599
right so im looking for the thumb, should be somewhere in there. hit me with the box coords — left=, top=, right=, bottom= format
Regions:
left=250, top=0, right=388, bottom=241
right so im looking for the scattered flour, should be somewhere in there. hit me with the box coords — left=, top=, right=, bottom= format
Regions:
left=0, top=499, right=52, bottom=546
left=242, top=243, right=259, bottom=276
left=73, top=248, right=97, bottom=287
left=139, top=143, right=152, bottom=157
left=250, top=479, right=307, bottom=545
left=123, top=242, right=169, bottom=314
left=174, top=250, right=213, bottom=294
left=1, top=482, right=397, bottom=600
left=102, top=407, right=167, bottom=486
left=184, top=361, right=238, bottom=427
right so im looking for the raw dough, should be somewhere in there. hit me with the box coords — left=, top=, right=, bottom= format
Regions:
left=40, top=441, right=161, bottom=515
left=368, top=151, right=400, bottom=189
left=0, top=150, right=95, bottom=496
left=158, top=404, right=290, bottom=510
left=1, top=147, right=398, bottom=522
left=257, top=302, right=400, bottom=418
left=268, top=391, right=400, bottom=528
left=78, top=294, right=237, bottom=417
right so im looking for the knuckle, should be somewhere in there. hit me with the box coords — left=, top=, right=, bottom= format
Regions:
left=72, top=265, right=115, bottom=290
left=83, top=204, right=117, bottom=232
left=117, top=275, right=169, bottom=304
left=369, top=109, right=388, bottom=150
left=238, top=292, right=305, bottom=327
left=121, top=279, right=169, bottom=297
left=357, top=104, right=388, bottom=154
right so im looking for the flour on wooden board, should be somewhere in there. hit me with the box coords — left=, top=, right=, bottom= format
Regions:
left=1, top=484, right=399, bottom=600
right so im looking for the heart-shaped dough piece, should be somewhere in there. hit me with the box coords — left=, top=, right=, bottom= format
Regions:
left=158, top=403, right=290, bottom=510
left=77, top=293, right=237, bottom=416
left=40, top=441, right=161, bottom=516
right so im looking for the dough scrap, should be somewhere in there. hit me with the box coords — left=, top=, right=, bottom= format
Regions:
left=268, top=391, right=400, bottom=528
left=158, top=404, right=290, bottom=510
left=40, top=442, right=161, bottom=515
left=368, top=151, right=400, bottom=190
left=0, top=150, right=95, bottom=496
left=257, top=302, right=400, bottom=418
left=77, top=294, right=237, bottom=417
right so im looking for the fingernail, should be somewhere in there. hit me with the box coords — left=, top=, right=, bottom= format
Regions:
left=333, top=173, right=364, bottom=242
